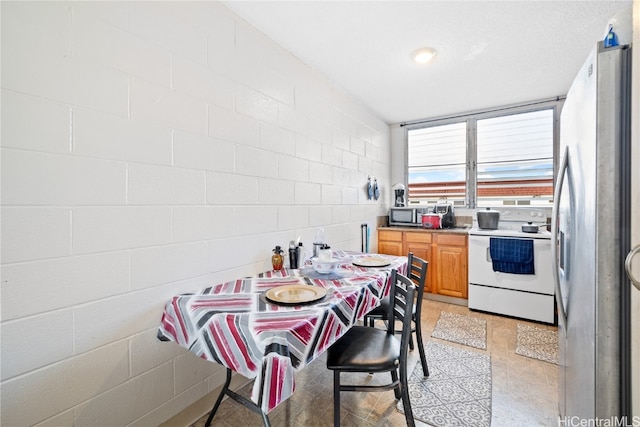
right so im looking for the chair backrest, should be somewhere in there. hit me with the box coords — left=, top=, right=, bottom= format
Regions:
left=407, top=252, right=428, bottom=318
left=387, top=270, right=417, bottom=359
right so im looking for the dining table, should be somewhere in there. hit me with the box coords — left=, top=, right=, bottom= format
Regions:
left=157, top=250, right=408, bottom=426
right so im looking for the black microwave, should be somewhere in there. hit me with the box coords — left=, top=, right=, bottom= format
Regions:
left=389, top=207, right=423, bottom=226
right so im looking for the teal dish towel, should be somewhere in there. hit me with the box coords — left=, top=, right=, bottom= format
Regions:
left=489, top=237, right=535, bottom=275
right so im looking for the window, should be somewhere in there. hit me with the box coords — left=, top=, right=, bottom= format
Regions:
left=407, top=122, right=467, bottom=204
left=406, top=101, right=558, bottom=208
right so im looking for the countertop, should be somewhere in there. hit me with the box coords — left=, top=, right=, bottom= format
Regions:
left=378, top=226, right=471, bottom=235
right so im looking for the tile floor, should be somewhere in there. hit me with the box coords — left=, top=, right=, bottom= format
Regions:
left=191, top=299, right=559, bottom=427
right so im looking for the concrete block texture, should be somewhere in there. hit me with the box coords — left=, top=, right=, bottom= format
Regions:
left=0, top=1, right=390, bottom=425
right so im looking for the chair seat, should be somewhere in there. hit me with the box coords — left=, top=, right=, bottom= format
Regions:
left=327, top=326, right=400, bottom=372
left=367, top=297, right=389, bottom=317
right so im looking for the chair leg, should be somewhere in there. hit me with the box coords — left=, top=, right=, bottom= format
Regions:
left=390, top=369, right=401, bottom=400
left=399, top=364, right=416, bottom=427
left=415, top=321, right=429, bottom=377
left=333, top=371, right=341, bottom=427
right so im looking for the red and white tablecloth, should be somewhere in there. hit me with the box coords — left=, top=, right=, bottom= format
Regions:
left=157, top=251, right=407, bottom=413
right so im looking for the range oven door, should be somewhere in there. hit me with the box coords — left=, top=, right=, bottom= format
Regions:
left=468, top=234, right=555, bottom=323
left=468, top=235, right=554, bottom=294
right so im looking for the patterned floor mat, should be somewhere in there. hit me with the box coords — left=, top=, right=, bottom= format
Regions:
left=399, top=341, right=492, bottom=427
left=431, top=311, right=487, bottom=350
left=515, top=323, right=558, bottom=364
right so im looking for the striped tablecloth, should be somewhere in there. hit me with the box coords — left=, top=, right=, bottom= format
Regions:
left=157, top=251, right=407, bottom=413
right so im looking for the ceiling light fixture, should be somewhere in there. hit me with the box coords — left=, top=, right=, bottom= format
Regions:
left=412, top=47, right=437, bottom=64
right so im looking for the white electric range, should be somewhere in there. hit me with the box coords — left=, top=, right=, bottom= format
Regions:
left=467, top=217, right=555, bottom=324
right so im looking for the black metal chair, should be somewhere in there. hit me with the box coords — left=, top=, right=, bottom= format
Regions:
left=326, top=269, right=417, bottom=427
left=363, top=253, right=429, bottom=377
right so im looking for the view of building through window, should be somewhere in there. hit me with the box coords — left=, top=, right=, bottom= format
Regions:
left=476, top=109, right=554, bottom=206
left=407, top=122, right=467, bottom=204
left=407, top=107, right=555, bottom=207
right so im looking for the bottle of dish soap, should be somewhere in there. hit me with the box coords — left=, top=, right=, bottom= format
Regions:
left=604, top=25, right=619, bottom=48
left=272, top=246, right=284, bottom=271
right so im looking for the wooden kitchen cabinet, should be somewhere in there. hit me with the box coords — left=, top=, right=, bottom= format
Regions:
left=404, top=232, right=434, bottom=293
left=377, top=230, right=403, bottom=256
left=378, top=228, right=468, bottom=299
left=434, top=234, right=468, bottom=298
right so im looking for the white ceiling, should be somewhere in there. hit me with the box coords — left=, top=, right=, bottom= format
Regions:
left=224, top=1, right=632, bottom=124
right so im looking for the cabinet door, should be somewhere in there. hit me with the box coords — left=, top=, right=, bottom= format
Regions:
left=435, top=244, right=468, bottom=298
left=405, top=242, right=433, bottom=292
left=378, top=240, right=404, bottom=256
left=404, top=232, right=434, bottom=293
left=378, top=230, right=403, bottom=255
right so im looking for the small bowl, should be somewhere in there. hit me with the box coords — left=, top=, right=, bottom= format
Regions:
left=311, top=257, right=340, bottom=274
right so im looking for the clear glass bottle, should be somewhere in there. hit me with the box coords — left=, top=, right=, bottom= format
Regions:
left=313, top=228, right=325, bottom=258
left=272, top=246, right=284, bottom=271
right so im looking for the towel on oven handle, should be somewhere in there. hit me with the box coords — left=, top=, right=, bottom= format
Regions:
left=489, top=237, right=535, bottom=275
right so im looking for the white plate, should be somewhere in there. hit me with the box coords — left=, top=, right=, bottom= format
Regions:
left=352, top=256, right=391, bottom=268
left=265, top=284, right=327, bottom=304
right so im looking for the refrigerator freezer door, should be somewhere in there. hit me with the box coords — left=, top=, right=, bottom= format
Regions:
left=557, top=41, right=630, bottom=421
left=557, top=43, right=599, bottom=421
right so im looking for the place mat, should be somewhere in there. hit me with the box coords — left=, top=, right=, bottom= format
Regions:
left=431, top=311, right=487, bottom=350
left=399, top=341, right=492, bottom=427
left=298, top=267, right=352, bottom=280
left=515, top=323, right=559, bottom=364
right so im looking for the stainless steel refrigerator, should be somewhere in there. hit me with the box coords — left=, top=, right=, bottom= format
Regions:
left=553, top=41, right=632, bottom=421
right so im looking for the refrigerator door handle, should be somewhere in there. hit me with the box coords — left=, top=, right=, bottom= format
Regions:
left=625, top=245, right=640, bottom=290
left=552, top=145, right=570, bottom=336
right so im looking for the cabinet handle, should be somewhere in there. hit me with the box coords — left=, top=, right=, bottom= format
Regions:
left=625, top=245, right=640, bottom=291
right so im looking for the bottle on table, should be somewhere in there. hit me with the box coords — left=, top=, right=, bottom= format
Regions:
left=272, top=246, right=284, bottom=271
left=313, top=228, right=325, bottom=258
left=288, top=241, right=298, bottom=269
left=297, top=242, right=306, bottom=267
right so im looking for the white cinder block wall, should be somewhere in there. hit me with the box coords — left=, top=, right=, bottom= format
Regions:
left=0, top=2, right=391, bottom=426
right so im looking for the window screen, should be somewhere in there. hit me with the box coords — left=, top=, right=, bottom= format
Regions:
left=477, top=109, right=554, bottom=206
left=405, top=103, right=557, bottom=208
left=407, top=122, right=467, bottom=205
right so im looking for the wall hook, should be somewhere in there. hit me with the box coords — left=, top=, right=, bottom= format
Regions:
left=373, top=178, right=380, bottom=200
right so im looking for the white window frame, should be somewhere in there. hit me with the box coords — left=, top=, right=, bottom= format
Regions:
left=403, top=98, right=563, bottom=208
